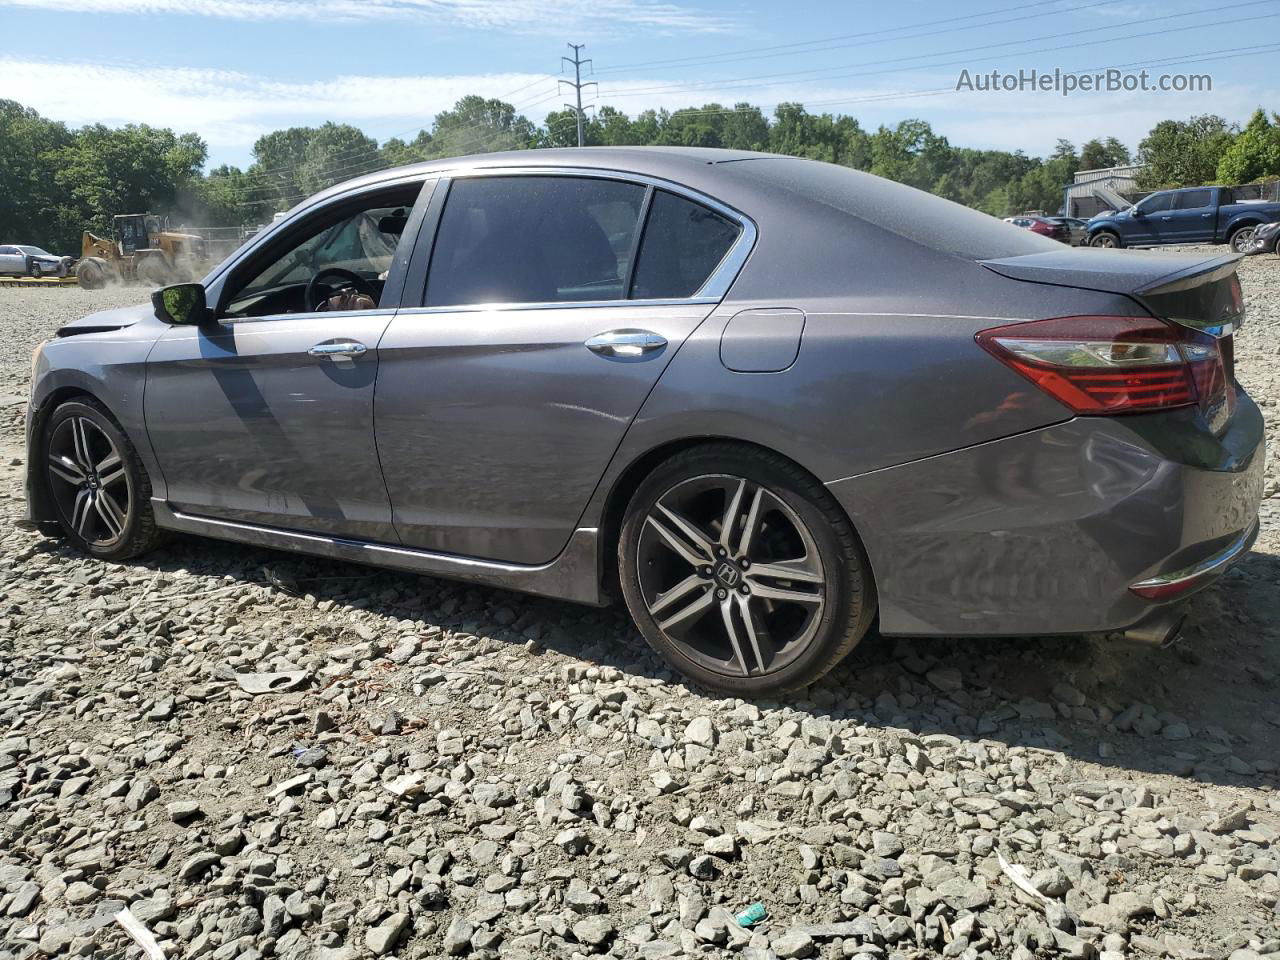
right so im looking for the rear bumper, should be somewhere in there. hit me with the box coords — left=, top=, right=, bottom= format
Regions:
left=826, top=389, right=1266, bottom=636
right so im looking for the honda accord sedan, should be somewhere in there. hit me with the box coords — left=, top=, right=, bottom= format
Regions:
left=25, top=148, right=1265, bottom=696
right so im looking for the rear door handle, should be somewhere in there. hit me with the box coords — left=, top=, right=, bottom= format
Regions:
left=309, top=339, right=367, bottom=359
left=585, top=329, right=667, bottom=359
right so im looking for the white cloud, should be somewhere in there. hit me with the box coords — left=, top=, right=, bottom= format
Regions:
left=5, top=54, right=1267, bottom=169
left=0, top=0, right=731, bottom=33
left=4, top=57, right=564, bottom=151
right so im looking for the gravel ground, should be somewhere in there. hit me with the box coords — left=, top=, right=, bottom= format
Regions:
left=1, top=252, right=1278, bottom=960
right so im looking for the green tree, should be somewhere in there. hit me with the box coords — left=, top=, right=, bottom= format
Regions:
left=721, top=104, right=770, bottom=151
left=1215, top=108, right=1280, bottom=184
left=430, top=95, right=537, bottom=156
left=0, top=100, right=73, bottom=252
left=595, top=106, right=637, bottom=145
left=49, top=123, right=207, bottom=244
left=298, top=123, right=379, bottom=196
left=1137, top=114, right=1236, bottom=188
left=1079, top=136, right=1131, bottom=170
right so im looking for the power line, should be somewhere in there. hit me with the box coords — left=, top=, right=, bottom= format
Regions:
left=589, top=41, right=1280, bottom=123
left=595, top=0, right=1275, bottom=100
left=560, top=43, right=597, bottom=147
left=594, top=0, right=1117, bottom=75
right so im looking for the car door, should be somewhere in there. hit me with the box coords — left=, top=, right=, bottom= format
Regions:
left=1162, top=188, right=1215, bottom=243
left=143, top=179, right=432, bottom=541
left=1129, top=193, right=1173, bottom=244
left=0, top=246, right=23, bottom=274
left=375, top=171, right=753, bottom=565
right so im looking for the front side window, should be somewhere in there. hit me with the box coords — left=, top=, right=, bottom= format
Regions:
left=222, top=191, right=416, bottom=319
left=426, top=176, right=645, bottom=307
left=631, top=190, right=742, bottom=300
left=1137, top=193, right=1174, bottom=215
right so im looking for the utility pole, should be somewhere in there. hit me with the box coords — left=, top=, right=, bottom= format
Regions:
left=560, top=43, right=597, bottom=147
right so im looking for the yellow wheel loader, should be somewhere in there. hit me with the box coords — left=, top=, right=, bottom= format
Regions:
left=76, top=214, right=212, bottom=289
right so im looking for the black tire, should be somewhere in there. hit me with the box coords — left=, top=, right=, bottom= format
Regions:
left=1229, top=226, right=1257, bottom=254
left=76, top=259, right=105, bottom=290
left=1090, top=231, right=1121, bottom=248
left=618, top=443, right=876, bottom=697
left=40, top=398, right=162, bottom=561
left=29, top=261, right=42, bottom=278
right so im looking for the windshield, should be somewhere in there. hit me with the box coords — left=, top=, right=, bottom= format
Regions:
left=18, top=246, right=52, bottom=257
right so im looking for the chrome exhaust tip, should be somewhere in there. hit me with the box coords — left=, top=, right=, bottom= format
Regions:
left=1118, top=609, right=1187, bottom=648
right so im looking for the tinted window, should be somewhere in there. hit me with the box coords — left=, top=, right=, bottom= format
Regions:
left=1137, top=193, right=1174, bottom=215
left=1175, top=189, right=1213, bottom=210
left=630, top=191, right=741, bottom=300
left=426, top=176, right=645, bottom=306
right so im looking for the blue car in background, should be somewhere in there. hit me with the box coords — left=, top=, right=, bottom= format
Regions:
left=1087, top=185, right=1280, bottom=252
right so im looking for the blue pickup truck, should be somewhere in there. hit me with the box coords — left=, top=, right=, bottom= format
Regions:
left=1087, top=185, right=1280, bottom=252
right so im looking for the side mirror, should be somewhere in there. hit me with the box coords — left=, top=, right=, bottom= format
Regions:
left=152, top=283, right=208, bottom=325
left=1130, top=206, right=1144, bottom=218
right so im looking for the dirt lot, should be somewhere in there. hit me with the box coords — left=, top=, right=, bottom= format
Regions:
left=1, top=253, right=1278, bottom=960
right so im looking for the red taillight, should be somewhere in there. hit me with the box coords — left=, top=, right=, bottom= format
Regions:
left=976, top=315, right=1228, bottom=417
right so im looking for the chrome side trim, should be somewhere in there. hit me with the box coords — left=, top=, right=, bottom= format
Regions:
left=151, top=501, right=606, bottom=606
left=396, top=297, right=716, bottom=317
left=1130, top=520, right=1259, bottom=592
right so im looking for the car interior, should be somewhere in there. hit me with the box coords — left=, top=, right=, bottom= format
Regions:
left=220, top=188, right=417, bottom=319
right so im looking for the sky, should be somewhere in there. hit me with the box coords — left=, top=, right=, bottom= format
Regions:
left=2, top=0, right=1278, bottom=171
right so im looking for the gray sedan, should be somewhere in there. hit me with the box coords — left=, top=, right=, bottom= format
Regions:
left=0, top=244, right=70, bottom=277
left=24, top=148, right=1265, bottom=696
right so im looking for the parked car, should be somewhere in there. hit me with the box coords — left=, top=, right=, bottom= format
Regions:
left=1046, top=216, right=1089, bottom=246
left=0, top=244, right=72, bottom=277
left=1244, top=219, right=1280, bottom=256
left=1004, top=215, right=1069, bottom=242
left=25, top=148, right=1264, bottom=696
left=1087, top=185, right=1280, bottom=251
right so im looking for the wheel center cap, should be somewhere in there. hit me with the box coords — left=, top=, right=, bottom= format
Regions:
left=713, top=560, right=741, bottom=589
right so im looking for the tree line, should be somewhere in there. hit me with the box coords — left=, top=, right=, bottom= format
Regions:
left=3, top=95, right=1279, bottom=256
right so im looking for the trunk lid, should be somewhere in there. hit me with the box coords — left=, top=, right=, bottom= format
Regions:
left=980, top=249, right=1245, bottom=433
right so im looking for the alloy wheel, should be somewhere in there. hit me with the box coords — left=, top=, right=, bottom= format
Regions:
left=636, top=474, right=827, bottom=679
left=47, top=416, right=132, bottom=547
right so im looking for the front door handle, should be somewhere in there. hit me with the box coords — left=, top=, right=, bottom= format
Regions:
left=1160, top=216, right=1173, bottom=221
left=309, top=339, right=368, bottom=359
left=585, top=329, right=667, bottom=359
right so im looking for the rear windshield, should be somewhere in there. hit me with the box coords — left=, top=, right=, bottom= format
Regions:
left=725, top=157, right=1062, bottom=260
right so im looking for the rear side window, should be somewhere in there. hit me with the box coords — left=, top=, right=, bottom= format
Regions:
left=1176, top=189, right=1213, bottom=210
left=426, top=176, right=645, bottom=306
left=631, top=191, right=741, bottom=300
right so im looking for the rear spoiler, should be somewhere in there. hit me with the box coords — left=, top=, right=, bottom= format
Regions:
left=1133, top=252, right=1240, bottom=296
left=1135, top=253, right=1244, bottom=338
left=981, top=249, right=1245, bottom=338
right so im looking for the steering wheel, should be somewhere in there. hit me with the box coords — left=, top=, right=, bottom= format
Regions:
left=306, top=267, right=378, bottom=312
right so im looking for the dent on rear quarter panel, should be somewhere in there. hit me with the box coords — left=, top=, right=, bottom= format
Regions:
left=826, top=402, right=1264, bottom=637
